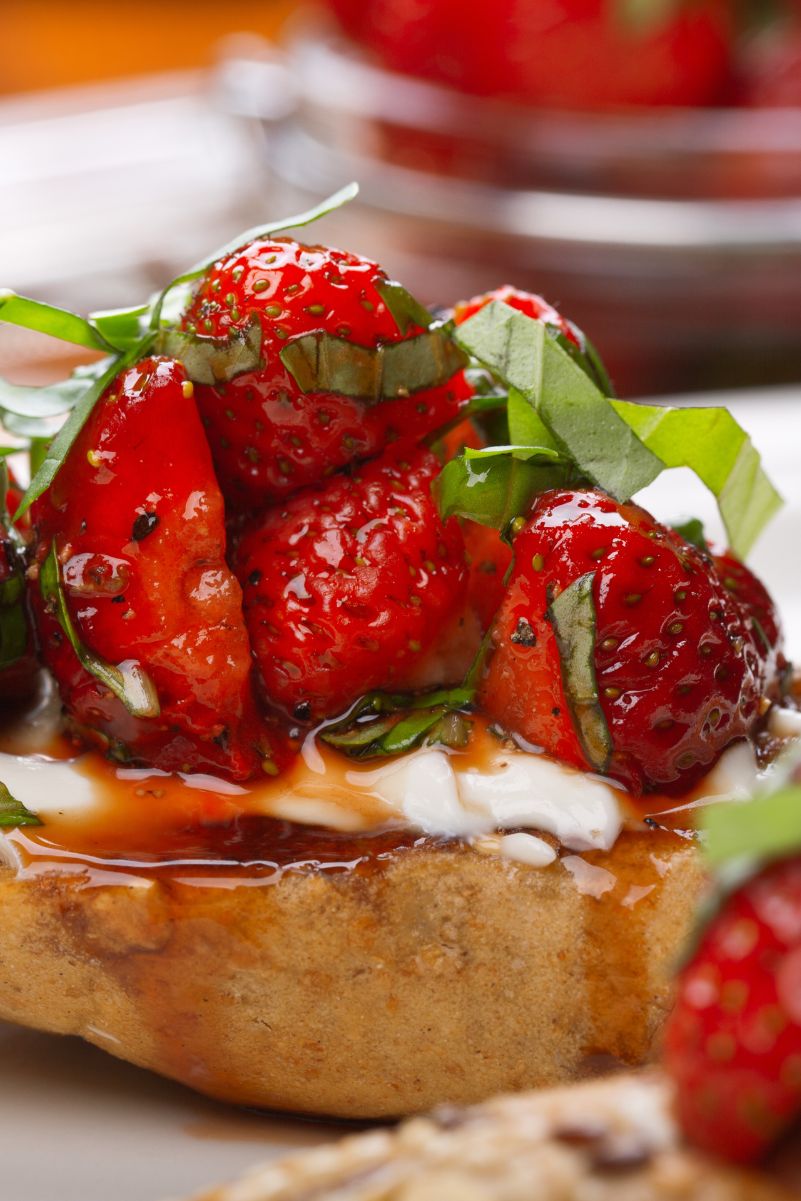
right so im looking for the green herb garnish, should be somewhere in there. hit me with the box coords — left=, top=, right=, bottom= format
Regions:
left=0, top=782, right=42, bottom=828
left=157, top=316, right=263, bottom=386
left=39, top=542, right=160, bottom=719
left=320, top=686, right=474, bottom=760
left=280, top=325, right=467, bottom=402
left=434, top=445, right=566, bottom=534
left=447, top=299, right=781, bottom=558
left=548, top=572, right=612, bottom=773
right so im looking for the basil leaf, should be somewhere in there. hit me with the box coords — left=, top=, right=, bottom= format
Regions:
left=15, top=346, right=147, bottom=519
left=29, top=436, right=51, bottom=478
left=374, top=279, right=434, bottom=333
left=507, top=387, right=560, bottom=451
left=0, top=782, right=42, bottom=828
left=455, top=302, right=663, bottom=502
left=149, top=183, right=360, bottom=329
left=671, top=517, right=709, bottom=553
left=611, top=400, right=782, bottom=559
left=157, top=316, right=263, bottom=386
left=546, top=326, right=614, bottom=398
left=280, top=325, right=468, bottom=402
left=434, top=448, right=566, bottom=531
left=40, top=542, right=160, bottom=719
left=89, top=304, right=150, bottom=352
left=0, top=375, right=87, bottom=419
left=548, top=572, right=612, bottom=773
left=0, top=291, right=112, bottom=353
left=703, top=782, right=801, bottom=872
left=320, top=685, right=474, bottom=759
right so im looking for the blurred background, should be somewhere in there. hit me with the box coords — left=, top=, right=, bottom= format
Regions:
left=2, top=0, right=801, bottom=396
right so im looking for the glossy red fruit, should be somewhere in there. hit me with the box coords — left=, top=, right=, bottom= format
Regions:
left=232, top=446, right=468, bottom=722
left=665, top=855, right=801, bottom=1163
left=479, top=488, right=769, bottom=794
left=454, top=285, right=581, bottom=349
left=463, top=521, right=513, bottom=632
left=327, top=0, right=733, bottom=110
left=31, top=357, right=286, bottom=780
left=714, top=551, right=786, bottom=691
left=181, top=238, right=470, bottom=508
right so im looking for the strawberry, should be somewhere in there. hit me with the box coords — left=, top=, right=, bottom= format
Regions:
left=31, top=356, right=287, bottom=780
left=180, top=238, right=470, bottom=508
left=463, top=520, right=513, bottom=633
left=326, top=0, right=734, bottom=110
left=714, top=551, right=785, bottom=690
left=665, top=854, right=801, bottom=1163
left=453, top=285, right=613, bottom=393
left=232, top=446, right=468, bottom=722
left=478, top=488, right=772, bottom=794
left=454, top=285, right=581, bottom=349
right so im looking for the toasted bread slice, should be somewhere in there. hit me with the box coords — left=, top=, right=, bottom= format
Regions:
left=0, top=826, right=702, bottom=1118
left=190, top=1073, right=795, bottom=1201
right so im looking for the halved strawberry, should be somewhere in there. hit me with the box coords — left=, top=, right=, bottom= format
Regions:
left=478, top=488, right=773, bottom=794
left=31, top=357, right=286, bottom=780
left=180, top=238, right=470, bottom=508
left=232, top=446, right=469, bottom=722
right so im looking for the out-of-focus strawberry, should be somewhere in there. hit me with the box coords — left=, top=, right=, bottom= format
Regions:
left=325, top=0, right=734, bottom=110
left=665, top=853, right=801, bottom=1162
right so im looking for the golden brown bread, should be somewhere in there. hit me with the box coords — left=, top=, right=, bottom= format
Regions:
left=0, top=827, right=703, bottom=1118
left=188, top=1074, right=797, bottom=1201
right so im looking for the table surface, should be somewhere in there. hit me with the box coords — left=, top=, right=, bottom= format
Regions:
left=1, top=389, right=799, bottom=1201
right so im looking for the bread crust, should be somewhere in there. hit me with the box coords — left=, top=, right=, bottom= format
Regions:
left=190, top=1074, right=796, bottom=1201
left=0, top=827, right=702, bottom=1118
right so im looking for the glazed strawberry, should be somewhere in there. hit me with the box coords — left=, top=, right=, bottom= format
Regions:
left=478, top=488, right=771, bottom=794
left=328, top=0, right=734, bottom=109
left=453, top=285, right=613, bottom=392
left=31, top=357, right=286, bottom=780
left=180, top=238, right=470, bottom=508
left=232, top=446, right=468, bottom=721
left=715, top=551, right=785, bottom=689
left=463, top=521, right=513, bottom=632
left=665, top=854, right=801, bottom=1162
left=454, top=286, right=581, bottom=349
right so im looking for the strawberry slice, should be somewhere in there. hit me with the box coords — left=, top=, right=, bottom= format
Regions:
left=232, top=446, right=469, bottom=722
left=180, top=238, right=470, bottom=508
left=31, top=357, right=286, bottom=780
left=478, top=488, right=774, bottom=794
